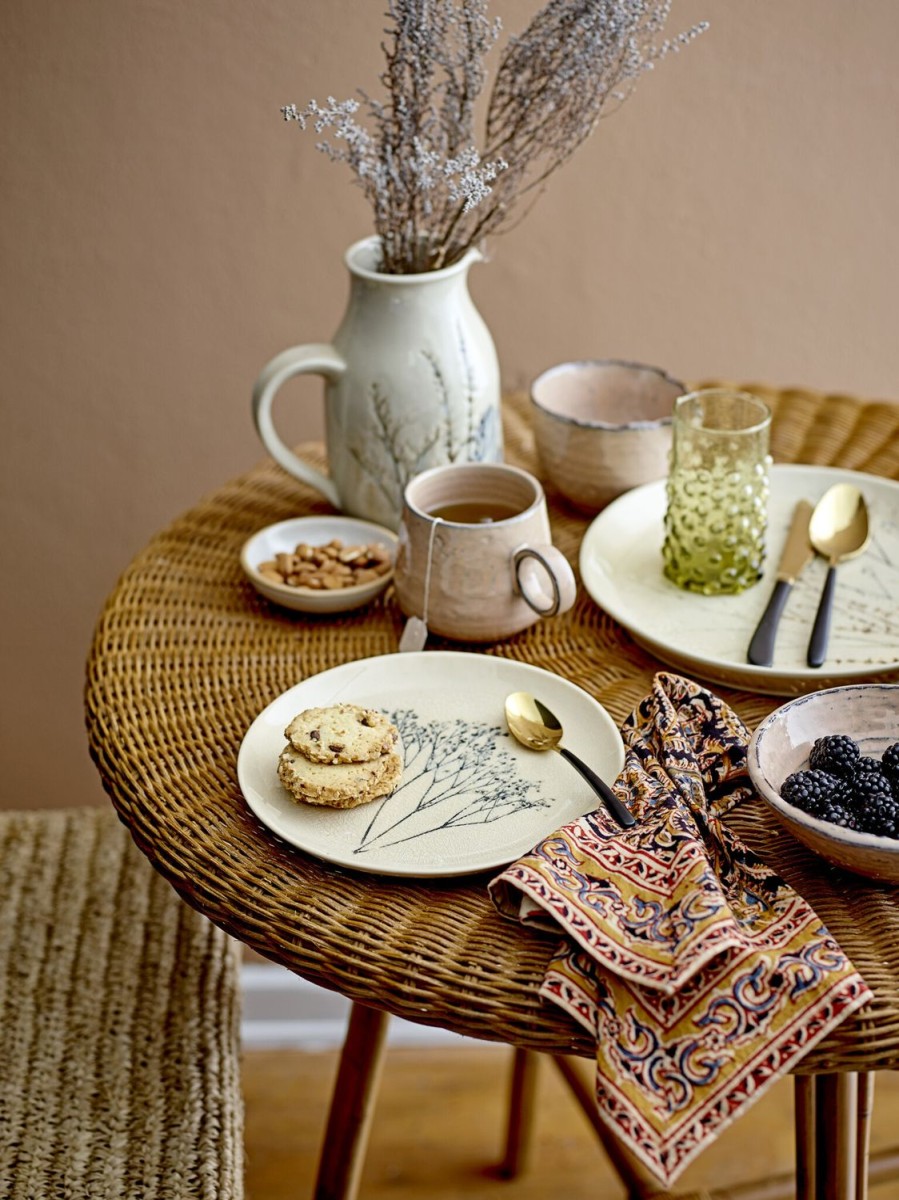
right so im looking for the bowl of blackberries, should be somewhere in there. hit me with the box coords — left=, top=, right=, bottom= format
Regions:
left=748, top=683, right=899, bottom=884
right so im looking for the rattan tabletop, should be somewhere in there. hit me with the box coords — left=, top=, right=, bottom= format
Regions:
left=85, top=386, right=899, bottom=1074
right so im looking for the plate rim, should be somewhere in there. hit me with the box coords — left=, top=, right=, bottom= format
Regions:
left=236, top=650, right=625, bottom=878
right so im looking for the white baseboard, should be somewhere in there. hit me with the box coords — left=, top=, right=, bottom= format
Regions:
left=240, top=963, right=490, bottom=1051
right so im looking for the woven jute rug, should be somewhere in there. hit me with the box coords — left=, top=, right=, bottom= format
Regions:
left=0, top=806, right=244, bottom=1199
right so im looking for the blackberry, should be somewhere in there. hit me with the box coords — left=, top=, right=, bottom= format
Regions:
left=851, top=769, right=893, bottom=809
left=852, top=755, right=886, bottom=779
left=852, top=766, right=891, bottom=795
left=882, top=742, right=899, bottom=789
left=808, top=735, right=860, bottom=779
left=781, top=769, right=844, bottom=818
left=856, top=793, right=899, bottom=838
left=816, top=798, right=857, bottom=831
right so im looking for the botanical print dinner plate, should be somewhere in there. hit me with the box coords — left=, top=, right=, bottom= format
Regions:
left=579, top=464, right=899, bottom=697
left=237, top=651, right=625, bottom=878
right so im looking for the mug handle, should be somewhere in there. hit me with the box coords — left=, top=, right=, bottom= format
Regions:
left=251, top=343, right=347, bottom=508
left=513, top=546, right=577, bottom=617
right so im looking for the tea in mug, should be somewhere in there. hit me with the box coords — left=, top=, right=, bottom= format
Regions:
left=427, top=500, right=522, bottom=524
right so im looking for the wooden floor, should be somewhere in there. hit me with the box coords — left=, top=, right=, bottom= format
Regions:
left=242, top=1043, right=899, bottom=1199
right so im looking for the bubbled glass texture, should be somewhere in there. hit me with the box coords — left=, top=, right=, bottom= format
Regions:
left=662, top=459, right=770, bottom=594
left=662, top=391, right=771, bottom=596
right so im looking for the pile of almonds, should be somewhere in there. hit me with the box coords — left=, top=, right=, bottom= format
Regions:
left=258, top=539, right=393, bottom=591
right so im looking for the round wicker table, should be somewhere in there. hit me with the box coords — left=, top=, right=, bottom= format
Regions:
left=85, top=387, right=899, bottom=1200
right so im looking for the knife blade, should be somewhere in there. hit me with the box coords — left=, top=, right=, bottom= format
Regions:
left=747, top=499, right=815, bottom=667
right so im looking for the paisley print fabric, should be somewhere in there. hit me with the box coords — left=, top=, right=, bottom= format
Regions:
left=490, top=673, right=871, bottom=1186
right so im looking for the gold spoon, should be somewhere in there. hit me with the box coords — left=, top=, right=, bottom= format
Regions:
left=806, top=484, right=870, bottom=668
left=504, top=691, right=635, bottom=828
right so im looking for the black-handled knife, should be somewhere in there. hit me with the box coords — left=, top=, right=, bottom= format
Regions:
left=747, top=499, right=815, bottom=667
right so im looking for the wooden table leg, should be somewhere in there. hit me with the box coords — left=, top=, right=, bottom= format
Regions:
left=496, top=1047, right=540, bottom=1179
left=815, top=1073, right=859, bottom=1200
left=550, top=1055, right=660, bottom=1200
left=313, top=1001, right=390, bottom=1200
left=856, top=1073, right=875, bottom=1200
left=795, top=1075, right=817, bottom=1200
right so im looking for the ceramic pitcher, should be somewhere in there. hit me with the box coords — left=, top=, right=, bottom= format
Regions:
left=252, top=236, right=503, bottom=530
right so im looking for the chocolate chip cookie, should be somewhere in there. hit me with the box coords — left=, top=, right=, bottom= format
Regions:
left=284, top=703, right=398, bottom=765
left=277, top=742, right=403, bottom=809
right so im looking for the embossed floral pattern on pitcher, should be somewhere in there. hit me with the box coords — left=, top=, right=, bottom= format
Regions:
left=252, top=236, right=503, bottom=530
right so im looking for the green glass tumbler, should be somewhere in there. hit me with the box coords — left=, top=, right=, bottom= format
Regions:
left=662, top=389, right=772, bottom=595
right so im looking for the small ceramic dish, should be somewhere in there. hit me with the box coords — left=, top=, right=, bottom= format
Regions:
left=240, top=516, right=398, bottom=614
left=748, top=683, right=899, bottom=883
left=530, top=359, right=685, bottom=511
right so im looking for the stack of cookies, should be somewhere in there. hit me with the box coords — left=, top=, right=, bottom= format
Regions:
left=277, top=703, right=402, bottom=809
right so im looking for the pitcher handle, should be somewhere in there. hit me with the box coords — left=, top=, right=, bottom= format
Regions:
left=251, top=343, right=347, bottom=508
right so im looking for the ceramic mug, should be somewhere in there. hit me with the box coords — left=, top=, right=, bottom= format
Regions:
left=393, top=463, right=577, bottom=642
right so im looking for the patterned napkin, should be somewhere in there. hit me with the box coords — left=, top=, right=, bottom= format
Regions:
left=490, top=673, right=872, bottom=1186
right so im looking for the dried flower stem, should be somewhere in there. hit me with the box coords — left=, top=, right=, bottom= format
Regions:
left=282, top=0, right=707, bottom=274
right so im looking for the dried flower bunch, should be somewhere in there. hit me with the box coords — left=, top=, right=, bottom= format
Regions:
left=283, top=0, right=707, bottom=275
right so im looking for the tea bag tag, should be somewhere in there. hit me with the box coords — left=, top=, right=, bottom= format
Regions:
left=399, top=616, right=429, bottom=653
left=396, top=515, right=442, bottom=654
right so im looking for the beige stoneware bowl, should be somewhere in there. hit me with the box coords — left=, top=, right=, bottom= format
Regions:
left=748, top=684, right=899, bottom=883
left=240, top=515, right=397, bottom=614
left=530, top=359, right=685, bottom=511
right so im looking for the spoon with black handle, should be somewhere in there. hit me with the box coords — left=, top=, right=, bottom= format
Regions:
left=504, top=690, right=635, bottom=828
left=806, top=484, right=870, bottom=668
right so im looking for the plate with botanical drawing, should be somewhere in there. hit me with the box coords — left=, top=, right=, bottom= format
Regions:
left=237, top=651, right=625, bottom=878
